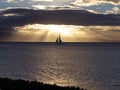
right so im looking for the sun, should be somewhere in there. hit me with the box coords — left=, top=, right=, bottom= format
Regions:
left=47, top=24, right=71, bottom=36
left=15, top=24, right=73, bottom=36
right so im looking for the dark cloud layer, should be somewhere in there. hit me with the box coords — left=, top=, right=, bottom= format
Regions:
left=1, top=8, right=120, bottom=26
left=0, top=8, right=120, bottom=38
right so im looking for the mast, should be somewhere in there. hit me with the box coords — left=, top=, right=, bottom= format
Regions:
left=58, top=33, right=62, bottom=43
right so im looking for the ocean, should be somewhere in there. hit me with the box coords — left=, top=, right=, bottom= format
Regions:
left=0, top=42, right=120, bottom=90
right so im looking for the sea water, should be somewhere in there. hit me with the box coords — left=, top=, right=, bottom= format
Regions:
left=0, top=42, right=120, bottom=90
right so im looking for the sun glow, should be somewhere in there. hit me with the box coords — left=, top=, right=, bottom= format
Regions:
left=14, top=24, right=90, bottom=42
left=15, top=24, right=75, bottom=36
left=47, top=24, right=72, bottom=36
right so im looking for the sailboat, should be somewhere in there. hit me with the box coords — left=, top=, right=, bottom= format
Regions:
left=55, top=33, right=63, bottom=45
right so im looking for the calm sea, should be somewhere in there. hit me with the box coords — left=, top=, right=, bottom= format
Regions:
left=0, top=42, right=120, bottom=90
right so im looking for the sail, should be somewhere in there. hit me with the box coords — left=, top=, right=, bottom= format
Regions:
left=56, top=37, right=59, bottom=43
left=55, top=33, right=63, bottom=44
left=58, top=33, right=62, bottom=43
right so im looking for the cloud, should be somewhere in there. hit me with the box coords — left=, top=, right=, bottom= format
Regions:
left=0, top=0, right=119, bottom=14
left=32, top=4, right=73, bottom=10
left=0, top=8, right=120, bottom=40
left=72, top=0, right=120, bottom=6
left=30, top=0, right=53, bottom=2
left=5, top=0, right=23, bottom=3
left=106, top=0, right=120, bottom=3
left=1, top=9, right=120, bottom=24
left=0, top=9, right=120, bottom=41
left=106, top=7, right=120, bottom=14
left=0, top=8, right=120, bottom=29
left=32, top=5, right=47, bottom=9
left=6, top=0, right=14, bottom=3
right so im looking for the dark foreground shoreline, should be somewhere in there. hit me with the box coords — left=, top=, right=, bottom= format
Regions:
left=0, top=78, right=86, bottom=90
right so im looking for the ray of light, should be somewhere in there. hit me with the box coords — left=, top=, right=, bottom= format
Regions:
left=14, top=24, right=120, bottom=42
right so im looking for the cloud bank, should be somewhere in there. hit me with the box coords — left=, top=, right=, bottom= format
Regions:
left=0, top=8, right=120, bottom=41
left=0, top=0, right=120, bottom=14
left=0, top=9, right=120, bottom=30
left=72, top=0, right=120, bottom=6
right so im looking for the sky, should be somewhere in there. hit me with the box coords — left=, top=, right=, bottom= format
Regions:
left=0, top=0, right=120, bottom=42
left=1, top=0, right=120, bottom=13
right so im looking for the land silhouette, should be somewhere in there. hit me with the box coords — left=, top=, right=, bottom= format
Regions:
left=0, top=78, right=86, bottom=90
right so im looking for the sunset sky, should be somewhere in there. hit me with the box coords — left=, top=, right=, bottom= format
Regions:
left=0, top=0, right=120, bottom=42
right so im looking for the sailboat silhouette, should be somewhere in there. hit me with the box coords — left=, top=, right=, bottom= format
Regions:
left=55, top=33, right=63, bottom=45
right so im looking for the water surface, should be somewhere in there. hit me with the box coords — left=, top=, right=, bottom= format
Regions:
left=0, top=42, right=120, bottom=90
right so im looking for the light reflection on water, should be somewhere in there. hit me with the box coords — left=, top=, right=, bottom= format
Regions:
left=0, top=43, right=120, bottom=90
left=30, top=45, right=78, bottom=86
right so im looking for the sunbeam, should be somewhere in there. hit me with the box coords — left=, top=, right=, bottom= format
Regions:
left=13, top=24, right=120, bottom=42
